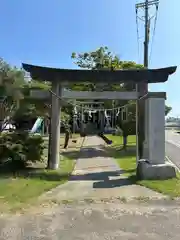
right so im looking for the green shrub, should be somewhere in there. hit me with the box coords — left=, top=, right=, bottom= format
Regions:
left=0, top=131, right=45, bottom=170
left=121, top=121, right=136, bottom=136
left=24, top=134, right=45, bottom=161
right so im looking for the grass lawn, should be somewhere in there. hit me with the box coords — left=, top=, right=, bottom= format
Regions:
left=106, top=134, right=180, bottom=198
left=0, top=135, right=80, bottom=212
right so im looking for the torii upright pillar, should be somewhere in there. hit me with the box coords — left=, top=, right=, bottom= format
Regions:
left=48, top=80, right=62, bottom=169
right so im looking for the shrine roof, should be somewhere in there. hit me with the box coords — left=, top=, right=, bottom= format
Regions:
left=22, top=63, right=177, bottom=84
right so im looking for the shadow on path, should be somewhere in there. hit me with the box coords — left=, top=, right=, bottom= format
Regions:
left=62, top=145, right=137, bottom=160
left=93, top=178, right=134, bottom=188
left=70, top=169, right=136, bottom=188
left=61, top=147, right=106, bottom=159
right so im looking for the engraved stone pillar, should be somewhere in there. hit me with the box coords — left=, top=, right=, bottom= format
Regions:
left=137, top=92, right=176, bottom=180
left=144, top=93, right=166, bottom=164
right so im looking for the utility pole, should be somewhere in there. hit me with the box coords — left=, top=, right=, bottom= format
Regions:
left=144, top=0, right=149, bottom=69
left=135, top=0, right=159, bottom=158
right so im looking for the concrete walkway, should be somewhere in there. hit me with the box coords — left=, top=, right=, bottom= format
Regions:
left=0, top=136, right=177, bottom=239
left=41, top=136, right=165, bottom=202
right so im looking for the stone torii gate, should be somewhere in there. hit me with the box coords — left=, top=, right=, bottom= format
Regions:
left=23, top=63, right=177, bottom=180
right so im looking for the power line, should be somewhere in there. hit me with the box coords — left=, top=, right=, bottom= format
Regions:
left=149, top=2, right=159, bottom=64
left=135, top=7, right=141, bottom=63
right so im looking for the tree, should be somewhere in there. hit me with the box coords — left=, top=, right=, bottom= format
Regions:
left=71, top=47, right=143, bottom=92
left=0, top=58, right=25, bottom=99
left=165, top=105, right=172, bottom=116
left=12, top=80, right=51, bottom=130
left=0, top=58, right=52, bottom=131
left=0, top=58, right=25, bottom=130
left=72, top=47, right=143, bottom=70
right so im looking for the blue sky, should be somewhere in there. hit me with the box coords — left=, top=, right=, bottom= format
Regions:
left=0, top=0, right=179, bottom=116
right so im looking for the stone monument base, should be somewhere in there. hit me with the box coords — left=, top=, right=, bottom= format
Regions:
left=137, top=159, right=176, bottom=180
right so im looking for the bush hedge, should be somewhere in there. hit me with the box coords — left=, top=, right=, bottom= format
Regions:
left=117, top=121, right=136, bottom=136
left=122, top=121, right=136, bottom=136
left=0, top=131, right=45, bottom=170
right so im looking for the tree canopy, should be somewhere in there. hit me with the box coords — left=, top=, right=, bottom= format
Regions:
left=72, top=46, right=143, bottom=70
left=0, top=58, right=25, bottom=100
left=71, top=46, right=143, bottom=92
left=0, top=58, right=52, bottom=129
left=165, top=105, right=172, bottom=116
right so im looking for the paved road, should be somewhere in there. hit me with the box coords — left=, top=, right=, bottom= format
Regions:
left=1, top=201, right=180, bottom=239
left=165, top=130, right=180, bottom=169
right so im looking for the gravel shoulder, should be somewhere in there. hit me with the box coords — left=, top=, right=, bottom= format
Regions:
left=0, top=200, right=180, bottom=239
